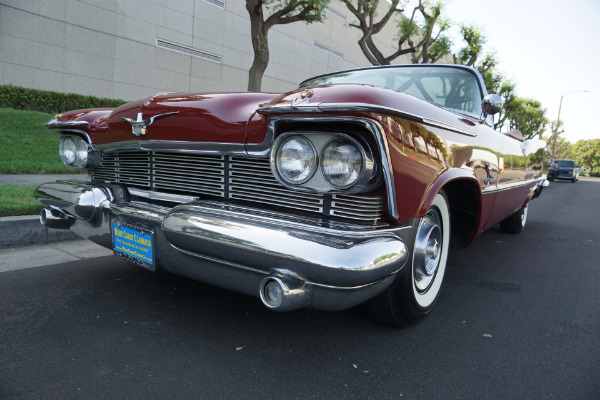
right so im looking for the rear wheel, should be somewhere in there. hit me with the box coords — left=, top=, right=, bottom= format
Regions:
left=499, top=204, right=528, bottom=234
left=367, top=192, right=450, bottom=327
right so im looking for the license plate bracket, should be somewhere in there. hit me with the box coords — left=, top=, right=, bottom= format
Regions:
left=112, top=220, right=155, bottom=271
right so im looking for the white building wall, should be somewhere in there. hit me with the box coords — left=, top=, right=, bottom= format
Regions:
left=0, top=0, right=414, bottom=100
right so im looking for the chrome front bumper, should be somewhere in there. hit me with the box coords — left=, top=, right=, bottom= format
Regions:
left=35, top=180, right=410, bottom=311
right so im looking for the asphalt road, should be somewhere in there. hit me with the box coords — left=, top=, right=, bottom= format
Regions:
left=1, top=178, right=599, bottom=399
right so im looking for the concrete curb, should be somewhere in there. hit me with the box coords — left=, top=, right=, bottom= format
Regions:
left=1, top=174, right=88, bottom=249
left=0, top=215, right=80, bottom=249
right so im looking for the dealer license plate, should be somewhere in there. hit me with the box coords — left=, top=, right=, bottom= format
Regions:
left=112, top=220, right=155, bottom=271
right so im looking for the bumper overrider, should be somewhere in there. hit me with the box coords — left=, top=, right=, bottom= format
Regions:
left=36, top=180, right=410, bottom=311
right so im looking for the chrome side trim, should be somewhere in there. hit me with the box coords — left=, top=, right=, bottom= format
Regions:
left=257, top=102, right=478, bottom=137
left=481, top=177, right=546, bottom=194
left=421, top=117, right=477, bottom=137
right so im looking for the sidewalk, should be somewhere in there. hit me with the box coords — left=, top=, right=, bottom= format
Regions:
left=0, top=174, right=87, bottom=249
left=0, top=173, right=87, bottom=185
left=0, top=240, right=113, bottom=272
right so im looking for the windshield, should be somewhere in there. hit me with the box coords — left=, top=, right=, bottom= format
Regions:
left=556, top=160, right=575, bottom=167
left=301, top=66, right=483, bottom=116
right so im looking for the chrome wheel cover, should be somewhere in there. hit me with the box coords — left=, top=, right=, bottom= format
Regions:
left=521, top=204, right=528, bottom=228
left=413, top=207, right=443, bottom=293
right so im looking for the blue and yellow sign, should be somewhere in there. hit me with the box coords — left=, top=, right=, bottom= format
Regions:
left=112, top=222, right=154, bottom=266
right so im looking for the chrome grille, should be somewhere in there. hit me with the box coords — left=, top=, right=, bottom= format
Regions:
left=331, top=194, right=383, bottom=223
left=153, top=153, right=225, bottom=196
left=90, top=151, right=383, bottom=224
left=229, top=157, right=324, bottom=213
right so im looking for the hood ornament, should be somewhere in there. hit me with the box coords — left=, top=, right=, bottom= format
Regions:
left=121, top=111, right=179, bottom=136
left=291, top=89, right=314, bottom=109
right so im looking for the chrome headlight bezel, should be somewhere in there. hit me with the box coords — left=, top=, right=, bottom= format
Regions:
left=59, top=135, right=97, bottom=168
left=273, top=135, right=318, bottom=185
left=320, top=135, right=367, bottom=189
left=270, top=131, right=379, bottom=194
left=59, top=136, right=77, bottom=166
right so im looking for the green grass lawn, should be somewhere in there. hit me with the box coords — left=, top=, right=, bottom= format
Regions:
left=0, top=184, right=43, bottom=217
left=0, top=108, right=77, bottom=216
left=0, top=108, right=74, bottom=174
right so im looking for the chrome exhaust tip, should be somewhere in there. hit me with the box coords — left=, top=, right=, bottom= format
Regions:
left=40, top=208, right=74, bottom=230
left=259, top=271, right=311, bottom=312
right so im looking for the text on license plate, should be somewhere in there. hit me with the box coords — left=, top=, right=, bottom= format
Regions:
left=112, top=221, right=154, bottom=267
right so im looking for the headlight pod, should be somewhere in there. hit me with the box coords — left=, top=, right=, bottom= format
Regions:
left=271, top=132, right=379, bottom=193
left=321, top=137, right=364, bottom=188
left=60, top=136, right=77, bottom=165
left=275, top=135, right=318, bottom=184
left=60, top=136, right=89, bottom=168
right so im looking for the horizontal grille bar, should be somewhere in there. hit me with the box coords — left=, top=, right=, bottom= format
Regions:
left=90, top=151, right=383, bottom=224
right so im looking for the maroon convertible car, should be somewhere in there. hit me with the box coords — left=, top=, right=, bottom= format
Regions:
left=36, top=64, right=548, bottom=326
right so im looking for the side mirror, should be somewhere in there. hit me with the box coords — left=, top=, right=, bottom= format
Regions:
left=482, top=94, right=504, bottom=116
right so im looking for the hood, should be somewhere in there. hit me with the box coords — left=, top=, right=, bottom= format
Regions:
left=85, top=91, right=280, bottom=145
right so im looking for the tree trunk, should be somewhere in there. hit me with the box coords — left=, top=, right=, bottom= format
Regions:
left=247, top=28, right=269, bottom=92
left=246, top=0, right=268, bottom=92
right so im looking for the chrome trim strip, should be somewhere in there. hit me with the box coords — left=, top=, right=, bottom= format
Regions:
left=481, top=177, right=546, bottom=194
left=257, top=102, right=478, bottom=137
left=128, top=188, right=199, bottom=203
left=95, top=140, right=249, bottom=155
left=45, top=127, right=94, bottom=147
left=421, top=117, right=477, bottom=137
left=44, top=120, right=90, bottom=128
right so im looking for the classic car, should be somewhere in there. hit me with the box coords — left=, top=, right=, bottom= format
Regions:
left=36, top=64, right=548, bottom=327
left=548, top=159, right=578, bottom=182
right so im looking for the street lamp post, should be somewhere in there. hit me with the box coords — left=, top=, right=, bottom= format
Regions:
left=551, top=90, right=588, bottom=164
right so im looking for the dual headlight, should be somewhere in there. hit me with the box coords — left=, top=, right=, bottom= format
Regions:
left=59, top=136, right=90, bottom=168
left=272, top=132, right=378, bottom=193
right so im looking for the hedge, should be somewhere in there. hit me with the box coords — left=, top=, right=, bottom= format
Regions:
left=0, top=84, right=127, bottom=114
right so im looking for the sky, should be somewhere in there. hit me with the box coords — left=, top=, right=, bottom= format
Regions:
left=434, top=0, right=600, bottom=143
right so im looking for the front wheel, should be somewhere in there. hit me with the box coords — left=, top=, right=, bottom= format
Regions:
left=367, top=192, right=450, bottom=327
left=499, top=204, right=528, bottom=234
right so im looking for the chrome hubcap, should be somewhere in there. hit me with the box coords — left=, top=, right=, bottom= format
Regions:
left=521, top=205, right=528, bottom=227
left=413, top=208, right=443, bottom=293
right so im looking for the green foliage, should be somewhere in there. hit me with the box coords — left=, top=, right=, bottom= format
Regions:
left=507, top=97, right=548, bottom=140
left=262, top=0, right=329, bottom=22
left=0, top=185, right=43, bottom=217
left=574, top=139, right=600, bottom=171
left=427, top=34, right=452, bottom=62
left=546, top=135, right=574, bottom=161
left=456, top=24, right=486, bottom=66
left=408, top=1, right=453, bottom=63
left=0, top=108, right=73, bottom=174
left=0, top=85, right=126, bottom=114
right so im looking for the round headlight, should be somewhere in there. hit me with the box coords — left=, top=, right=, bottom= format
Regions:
left=60, top=136, right=77, bottom=165
left=74, top=138, right=88, bottom=167
left=275, top=136, right=317, bottom=184
left=321, top=137, right=364, bottom=188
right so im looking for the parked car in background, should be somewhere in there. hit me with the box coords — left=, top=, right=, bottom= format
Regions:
left=35, top=64, right=548, bottom=327
left=548, top=159, right=578, bottom=182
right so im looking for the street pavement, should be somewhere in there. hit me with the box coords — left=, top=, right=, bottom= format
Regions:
left=0, top=177, right=599, bottom=399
